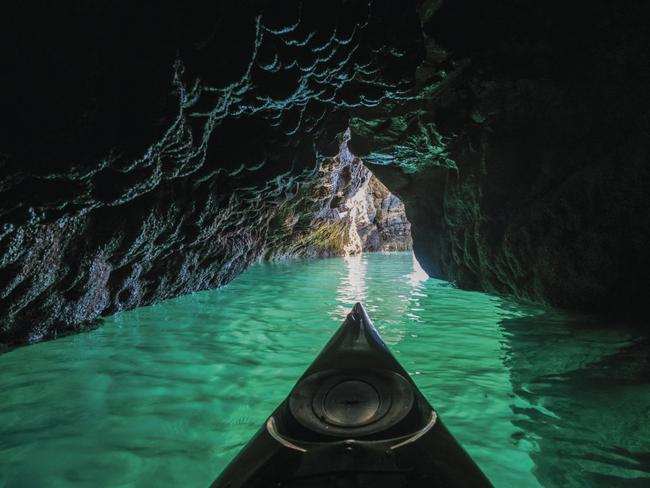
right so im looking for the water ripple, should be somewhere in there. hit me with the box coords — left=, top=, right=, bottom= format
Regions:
left=0, top=253, right=648, bottom=487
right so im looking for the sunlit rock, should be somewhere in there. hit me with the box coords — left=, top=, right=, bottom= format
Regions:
left=265, top=132, right=411, bottom=258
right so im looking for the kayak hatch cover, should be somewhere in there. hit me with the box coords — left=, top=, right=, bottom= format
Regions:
left=211, top=302, right=493, bottom=487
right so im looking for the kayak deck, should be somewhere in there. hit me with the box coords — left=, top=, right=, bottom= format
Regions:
left=211, top=303, right=493, bottom=487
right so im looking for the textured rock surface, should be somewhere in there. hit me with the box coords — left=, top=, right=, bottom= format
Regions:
left=265, top=133, right=411, bottom=258
left=2, top=0, right=649, bottom=346
left=0, top=1, right=424, bottom=346
left=350, top=0, right=650, bottom=315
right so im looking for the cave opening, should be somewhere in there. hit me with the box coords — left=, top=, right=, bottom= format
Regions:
left=264, top=130, right=413, bottom=260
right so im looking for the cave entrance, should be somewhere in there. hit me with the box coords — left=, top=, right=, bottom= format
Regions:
left=330, top=157, right=412, bottom=256
left=267, top=132, right=412, bottom=259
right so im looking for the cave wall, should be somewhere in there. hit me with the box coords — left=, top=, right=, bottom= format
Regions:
left=0, top=1, right=426, bottom=346
left=349, top=0, right=650, bottom=315
left=2, top=0, right=649, bottom=346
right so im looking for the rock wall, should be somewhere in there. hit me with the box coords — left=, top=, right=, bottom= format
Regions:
left=349, top=0, right=650, bottom=315
left=0, top=1, right=425, bottom=346
left=265, top=133, right=411, bottom=259
left=2, top=0, right=649, bottom=346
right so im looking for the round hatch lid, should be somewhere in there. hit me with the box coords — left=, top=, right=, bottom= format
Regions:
left=322, top=379, right=380, bottom=427
left=288, top=369, right=414, bottom=437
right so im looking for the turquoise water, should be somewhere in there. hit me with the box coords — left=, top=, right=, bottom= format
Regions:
left=1, top=252, right=648, bottom=487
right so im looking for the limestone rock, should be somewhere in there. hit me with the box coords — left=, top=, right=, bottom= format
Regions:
left=265, top=133, right=411, bottom=259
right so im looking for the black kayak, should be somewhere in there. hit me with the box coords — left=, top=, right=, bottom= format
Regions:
left=211, top=303, right=493, bottom=487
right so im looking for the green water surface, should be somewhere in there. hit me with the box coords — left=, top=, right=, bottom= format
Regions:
left=1, top=253, right=648, bottom=487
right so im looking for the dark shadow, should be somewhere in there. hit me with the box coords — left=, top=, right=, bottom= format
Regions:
left=497, top=307, right=650, bottom=487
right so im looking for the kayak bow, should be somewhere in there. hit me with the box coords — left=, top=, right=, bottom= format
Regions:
left=211, top=302, right=493, bottom=487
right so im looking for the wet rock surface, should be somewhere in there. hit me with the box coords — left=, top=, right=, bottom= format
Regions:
left=350, top=0, right=650, bottom=315
left=1, top=0, right=649, bottom=345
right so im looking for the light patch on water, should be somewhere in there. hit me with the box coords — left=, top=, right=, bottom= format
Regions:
left=335, top=253, right=369, bottom=317
left=409, top=252, right=429, bottom=286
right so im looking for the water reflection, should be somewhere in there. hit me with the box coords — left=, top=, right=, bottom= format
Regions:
left=408, top=253, right=429, bottom=286
left=498, top=311, right=650, bottom=487
left=0, top=253, right=648, bottom=487
left=334, top=252, right=432, bottom=346
left=335, top=253, right=368, bottom=317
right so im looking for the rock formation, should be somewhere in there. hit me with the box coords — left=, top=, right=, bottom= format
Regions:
left=1, top=0, right=649, bottom=346
left=265, top=132, right=411, bottom=258
left=0, top=1, right=422, bottom=346
left=359, top=173, right=412, bottom=253
left=350, top=0, right=650, bottom=315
